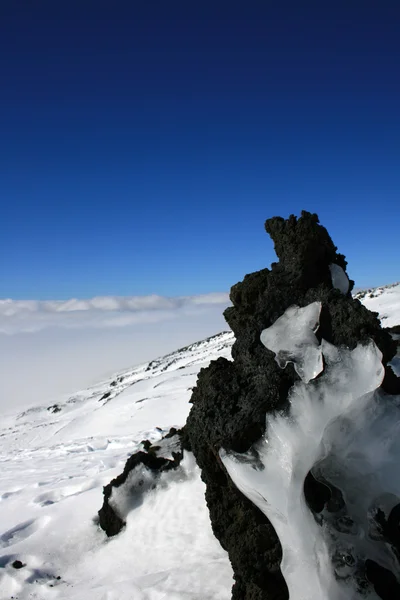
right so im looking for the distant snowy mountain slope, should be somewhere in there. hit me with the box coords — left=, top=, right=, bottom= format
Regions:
left=0, top=285, right=399, bottom=600
left=0, top=332, right=233, bottom=600
left=354, top=282, right=400, bottom=328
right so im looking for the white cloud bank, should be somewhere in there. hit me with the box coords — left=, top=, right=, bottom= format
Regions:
left=0, top=293, right=229, bottom=334
left=0, top=293, right=230, bottom=412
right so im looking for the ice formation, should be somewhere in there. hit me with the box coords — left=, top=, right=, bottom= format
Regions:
left=260, top=302, right=323, bottom=383
left=99, top=428, right=185, bottom=536
left=109, top=450, right=194, bottom=524
left=329, top=263, right=350, bottom=294
left=221, top=303, right=400, bottom=599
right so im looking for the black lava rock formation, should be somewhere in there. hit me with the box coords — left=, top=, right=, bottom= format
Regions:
left=185, top=211, right=400, bottom=600
left=98, top=427, right=184, bottom=537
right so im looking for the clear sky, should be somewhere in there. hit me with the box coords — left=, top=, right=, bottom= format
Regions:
left=1, top=1, right=399, bottom=300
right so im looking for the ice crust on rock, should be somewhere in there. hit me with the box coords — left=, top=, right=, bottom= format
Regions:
left=109, top=464, right=157, bottom=521
left=260, top=301, right=323, bottom=383
left=152, top=433, right=182, bottom=460
left=221, top=302, right=400, bottom=600
left=109, top=450, right=194, bottom=524
left=329, top=263, right=350, bottom=294
left=98, top=428, right=185, bottom=536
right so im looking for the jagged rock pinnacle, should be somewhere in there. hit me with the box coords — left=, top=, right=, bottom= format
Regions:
left=186, top=211, right=399, bottom=600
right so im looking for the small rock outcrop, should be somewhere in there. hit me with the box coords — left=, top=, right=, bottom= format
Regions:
left=185, top=211, right=400, bottom=599
left=98, top=428, right=184, bottom=536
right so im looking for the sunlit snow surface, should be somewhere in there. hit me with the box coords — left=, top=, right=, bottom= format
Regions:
left=355, top=283, right=400, bottom=328
left=222, top=307, right=400, bottom=599
left=0, top=333, right=234, bottom=600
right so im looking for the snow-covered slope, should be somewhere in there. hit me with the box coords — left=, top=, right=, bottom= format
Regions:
left=354, top=282, right=400, bottom=328
left=0, top=332, right=233, bottom=600
left=0, top=284, right=399, bottom=600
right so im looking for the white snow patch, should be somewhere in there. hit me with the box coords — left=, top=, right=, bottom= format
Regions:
left=354, top=282, right=400, bottom=328
left=0, top=333, right=234, bottom=600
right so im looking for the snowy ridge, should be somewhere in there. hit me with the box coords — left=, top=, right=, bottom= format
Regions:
left=354, top=282, right=400, bottom=328
left=1, top=331, right=233, bottom=457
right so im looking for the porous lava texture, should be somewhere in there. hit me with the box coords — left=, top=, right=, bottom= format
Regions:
left=185, top=211, right=400, bottom=600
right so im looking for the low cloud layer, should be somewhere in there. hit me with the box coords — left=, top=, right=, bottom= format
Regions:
left=0, top=293, right=230, bottom=412
left=0, top=293, right=229, bottom=334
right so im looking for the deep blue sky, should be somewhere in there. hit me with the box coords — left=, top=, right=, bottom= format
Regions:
left=1, top=1, right=399, bottom=300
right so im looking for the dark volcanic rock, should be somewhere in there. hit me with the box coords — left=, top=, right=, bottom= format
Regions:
left=365, top=560, right=400, bottom=600
left=185, top=211, right=399, bottom=600
left=387, top=325, right=400, bottom=336
left=98, top=428, right=184, bottom=537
